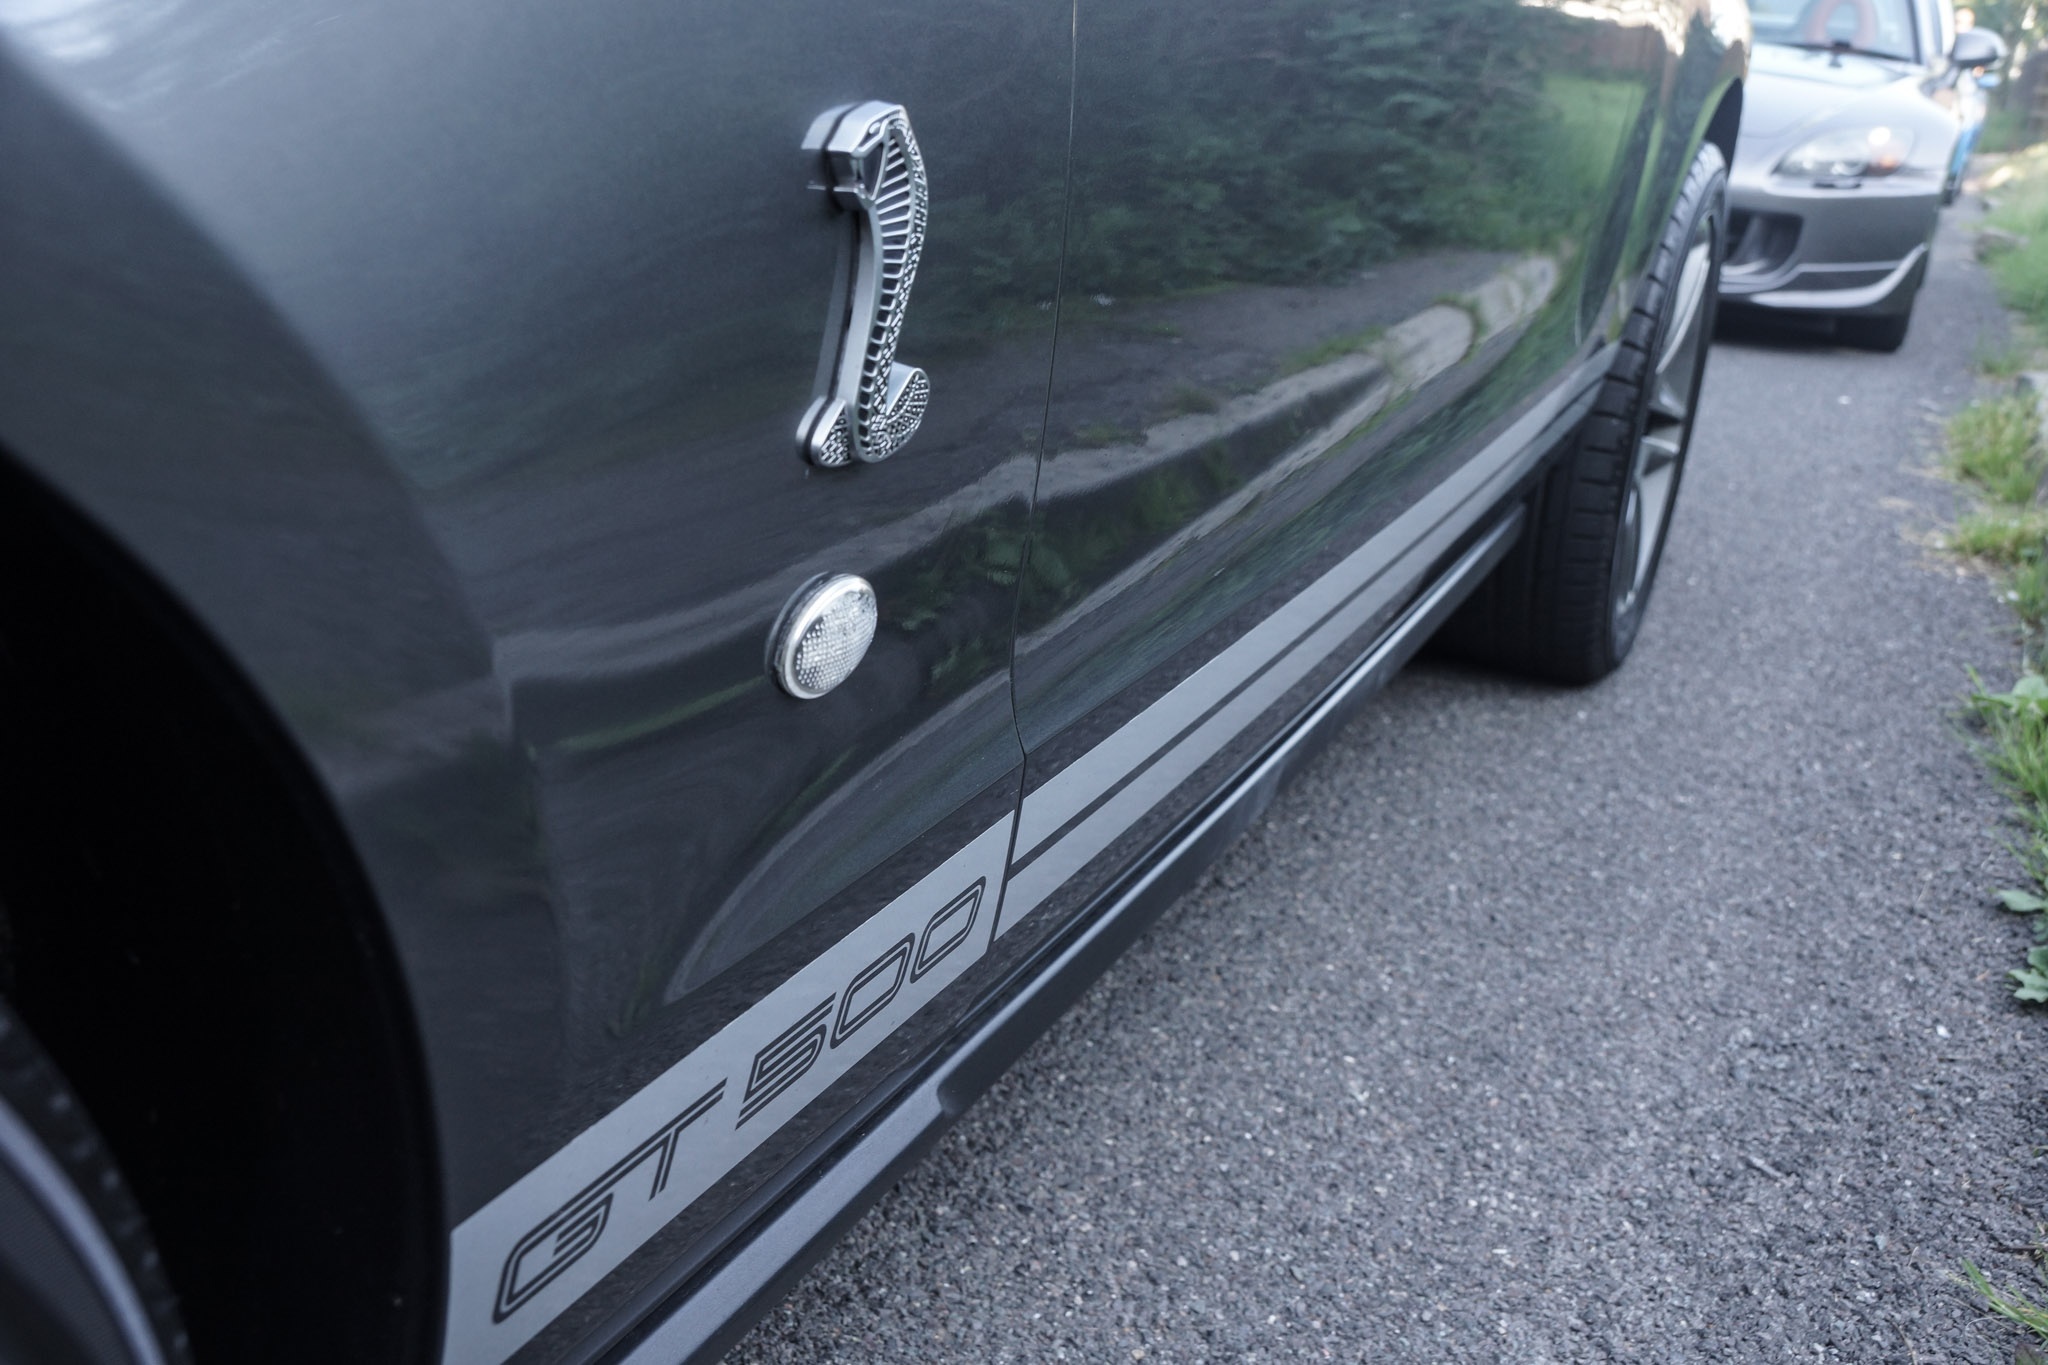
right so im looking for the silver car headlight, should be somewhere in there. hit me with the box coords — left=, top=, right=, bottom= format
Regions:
left=1775, top=126, right=1915, bottom=180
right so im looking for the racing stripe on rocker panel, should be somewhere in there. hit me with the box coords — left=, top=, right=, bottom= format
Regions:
left=441, top=816, right=1014, bottom=1365
left=1000, top=353, right=1605, bottom=933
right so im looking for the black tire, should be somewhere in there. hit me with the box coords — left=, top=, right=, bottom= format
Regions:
left=0, top=999, right=189, bottom=1365
left=1438, top=141, right=1727, bottom=683
left=1837, top=306, right=1911, bottom=352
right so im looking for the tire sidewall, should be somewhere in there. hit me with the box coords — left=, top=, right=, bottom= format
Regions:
left=1606, top=143, right=1727, bottom=667
left=0, top=1003, right=188, bottom=1365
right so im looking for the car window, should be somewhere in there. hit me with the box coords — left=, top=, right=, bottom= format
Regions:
left=1752, top=0, right=1923, bottom=61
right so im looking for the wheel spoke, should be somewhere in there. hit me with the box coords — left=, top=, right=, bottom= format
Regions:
left=1658, top=240, right=1712, bottom=378
left=1633, top=459, right=1677, bottom=591
left=1616, top=221, right=1714, bottom=620
left=1648, top=238, right=1713, bottom=426
left=1649, top=374, right=1690, bottom=424
left=1611, top=484, right=1642, bottom=616
left=1639, top=432, right=1682, bottom=473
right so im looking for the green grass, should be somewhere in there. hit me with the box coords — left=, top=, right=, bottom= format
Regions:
left=1980, top=339, right=2033, bottom=379
left=1954, top=139, right=2048, bottom=1358
left=1970, top=672, right=2048, bottom=820
left=1985, top=145, right=2048, bottom=330
left=1944, top=395, right=2048, bottom=998
left=1942, top=392, right=2048, bottom=635
left=1933, top=170, right=2048, bottom=1001
left=1961, top=1260, right=2048, bottom=1344
left=2019, top=554, right=2048, bottom=629
left=1982, top=103, right=2031, bottom=156
left=1947, top=393, right=2045, bottom=504
left=2000, top=248, right=2048, bottom=333
left=1950, top=508, right=2048, bottom=561
left=1965, top=673, right=2048, bottom=1004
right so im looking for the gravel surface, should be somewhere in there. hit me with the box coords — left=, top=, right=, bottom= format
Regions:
left=726, top=207, right=2048, bottom=1363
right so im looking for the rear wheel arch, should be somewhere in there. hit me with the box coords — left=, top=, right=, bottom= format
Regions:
left=0, top=452, right=444, bottom=1364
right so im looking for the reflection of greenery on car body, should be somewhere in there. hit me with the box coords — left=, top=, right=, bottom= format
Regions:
left=910, top=0, right=1678, bottom=741
left=918, top=0, right=1650, bottom=335
left=1063, top=0, right=1641, bottom=299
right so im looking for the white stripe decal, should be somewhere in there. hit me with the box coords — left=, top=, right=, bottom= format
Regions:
left=1002, top=356, right=1602, bottom=931
left=442, top=817, right=1014, bottom=1365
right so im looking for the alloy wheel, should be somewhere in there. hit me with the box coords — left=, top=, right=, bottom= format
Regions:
left=1612, top=214, right=1715, bottom=624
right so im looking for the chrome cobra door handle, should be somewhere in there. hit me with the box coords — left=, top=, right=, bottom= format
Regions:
left=797, top=101, right=931, bottom=467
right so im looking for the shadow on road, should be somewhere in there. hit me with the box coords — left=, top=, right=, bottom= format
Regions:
left=1712, top=306, right=1854, bottom=353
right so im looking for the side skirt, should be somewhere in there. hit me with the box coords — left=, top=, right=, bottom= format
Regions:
left=600, top=505, right=1527, bottom=1365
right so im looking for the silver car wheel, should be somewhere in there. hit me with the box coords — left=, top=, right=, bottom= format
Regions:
left=1613, top=217, right=1713, bottom=622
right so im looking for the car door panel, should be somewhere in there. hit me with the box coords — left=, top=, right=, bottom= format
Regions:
left=450, top=804, right=1017, bottom=1364
left=0, top=0, right=1753, bottom=1357
left=1000, top=0, right=1699, bottom=952
left=0, top=0, right=1070, bottom=1360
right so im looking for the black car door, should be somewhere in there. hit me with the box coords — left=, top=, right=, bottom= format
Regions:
left=0, top=0, right=1076, bottom=1348
left=271, top=6, right=1080, bottom=1361
left=997, top=0, right=1672, bottom=950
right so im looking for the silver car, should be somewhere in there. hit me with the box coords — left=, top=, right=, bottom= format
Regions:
left=1722, top=0, right=2002, bottom=349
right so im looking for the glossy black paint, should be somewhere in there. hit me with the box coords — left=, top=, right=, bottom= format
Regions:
left=0, top=0, right=1075, bottom=1353
left=0, top=1, right=1742, bottom=1361
left=602, top=506, right=1531, bottom=1365
left=1004, top=0, right=1748, bottom=957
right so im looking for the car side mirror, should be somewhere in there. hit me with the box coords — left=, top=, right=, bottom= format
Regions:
left=1952, top=28, right=2006, bottom=71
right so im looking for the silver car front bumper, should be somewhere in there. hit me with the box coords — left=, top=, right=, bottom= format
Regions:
left=1719, top=174, right=1941, bottom=317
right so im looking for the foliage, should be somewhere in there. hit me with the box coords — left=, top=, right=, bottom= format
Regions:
left=1952, top=60, right=2048, bottom=1348
left=1967, top=671, right=2048, bottom=999
left=1949, top=507, right=2048, bottom=562
left=1943, top=387, right=2048, bottom=641
left=1055, top=0, right=1639, bottom=301
left=1948, top=510, right=2048, bottom=630
left=1946, top=392, right=2045, bottom=503
left=1984, top=146, right=2048, bottom=331
left=1998, top=234, right=2048, bottom=335
left=2017, top=548, right=2048, bottom=627
left=1961, top=1258, right=2048, bottom=1344
left=1278, top=325, right=1387, bottom=378
left=1962, top=0, right=2048, bottom=152
left=1980, top=339, right=2033, bottom=378
left=1969, top=0, right=2047, bottom=63
left=1982, top=101, right=2031, bottom=156
left=1971, top=673, right=2048, bottom=823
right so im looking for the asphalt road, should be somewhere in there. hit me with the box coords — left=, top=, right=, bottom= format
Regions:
left=727, top=206, right=2047, bottom=1364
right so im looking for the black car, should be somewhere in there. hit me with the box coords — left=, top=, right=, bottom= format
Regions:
left=0, top=3, right=1747, bottom=1362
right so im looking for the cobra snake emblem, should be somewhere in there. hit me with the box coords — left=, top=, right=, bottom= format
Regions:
left=798, top=102, right=931, bottom=467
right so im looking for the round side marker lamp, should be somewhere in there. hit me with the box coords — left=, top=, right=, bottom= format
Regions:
left=770, top=574, right=878, bottom=699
